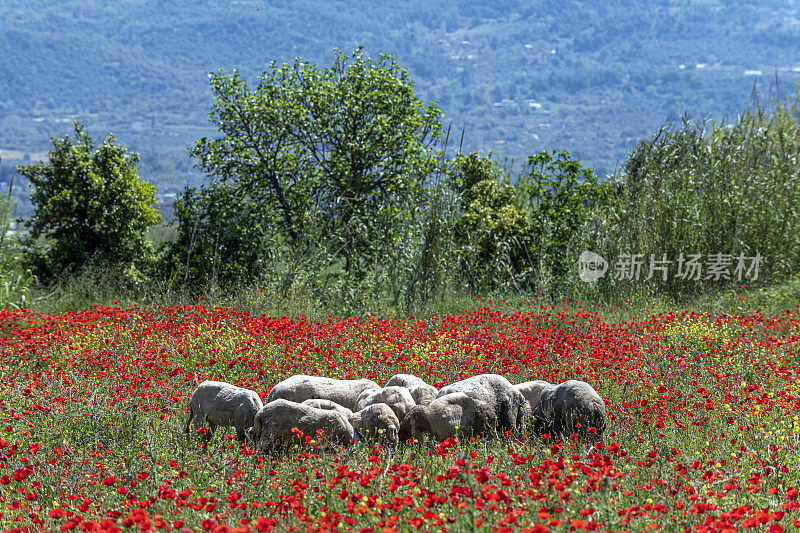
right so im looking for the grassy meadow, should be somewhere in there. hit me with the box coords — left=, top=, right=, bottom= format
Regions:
left=1, top=288, right=799, bottom=532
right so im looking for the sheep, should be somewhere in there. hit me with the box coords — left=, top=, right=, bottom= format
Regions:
left=184, top=380, right=263, bottom=443
left=250, top=399, right=356, bottom=451
left=398, top=392, right=496, bottom=443
left=385, top=374, right=438, bottom=406
left=300, top=399, right=353, bottom=418
left=436, top=374, right=526, bottom=432
left=266, top=375, right=380, bottom=410
left=532, top=380, right=607, bottom=442
left=354, top=386, right=416, bottom=423
left=348, top=403, right=400, bottom=445
left=514, top=380, right=552, bottom=419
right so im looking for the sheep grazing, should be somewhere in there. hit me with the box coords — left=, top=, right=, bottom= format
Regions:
left=250, top=399, right=356, bottom=451
left=532, top=380, right=607, bottom=442
left=514, top=380, right=552, bottom=419
left=436, top=374, right=526, bottom=432
left=266, top=375, right=380, bottom=410
left=184, top=380, right=263, bottom=442
left=385, top=374, right=438, bottom=406
left=354, top=386, right=416, bottom=423
left=349, top=403, right=400, bottom=445
left=399, top=392, right=496, bottom=443
left=300, top=399, right=353, bottom=419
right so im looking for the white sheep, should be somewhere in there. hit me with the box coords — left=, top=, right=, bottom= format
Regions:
left=184, top=380, right=263, bottom=442
left=348, top=403, right=400, bottom=445
left=532, top=380, right=607, bottom=442
left=300, top=399, right=353, bottom=418
left=436, top=374, right=526, bottom=432
left=398, top=392, right=496, bottom=443
left=266, top=375, right=380, bottom=410
left=250, top=399, right=356, bottom=451
left=514, top=380, right=552, bottom=419
left=385, top=374, right=438, bottom=406
left=354, top=386, right=416, bottom=423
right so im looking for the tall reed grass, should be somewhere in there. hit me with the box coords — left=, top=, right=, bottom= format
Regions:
left=582, top=93, right=800, bottom=302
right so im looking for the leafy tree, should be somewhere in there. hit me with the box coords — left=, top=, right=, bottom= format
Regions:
left=518, top=151, right=611, bottom=280
left=450, top=152, right=530, bottom=289
left=450, top=151, right=609, bottom=291
left=191, top=48, right=443, bottom=273
left=18, top=123, right=160, bottom=281
left=166, top=181, right=269, bottom=288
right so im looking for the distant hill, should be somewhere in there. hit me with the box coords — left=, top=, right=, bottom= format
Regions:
left=2, top=0, right=800, bottom=215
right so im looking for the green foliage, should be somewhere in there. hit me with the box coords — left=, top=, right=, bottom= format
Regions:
left=518, top=151, right=612, bottom=281
left=0, top=166, right=36, bottom=310
left=17, top=123, right=160, bottom=282
left=395, top=174, right=461, bottom=315
left=165, top=182, right=270, bottom=288
left=191, top=48, right=442, bottom=268
left=3, top=1, right=798, bottom=308
left=703, top=276, right=800, bottom=316
left=450, top=150, right=609, bottom=294
left=592, top=94, right=800, bottom=300
left=450, top=152, right=530, bottom=289
left=0, top=269, right=34, bottom=310
left=189, top=48, right=443, bottom=288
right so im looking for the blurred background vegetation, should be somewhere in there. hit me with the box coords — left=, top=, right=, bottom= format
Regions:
left=2, top=1, right=800, bottom=317
left=2, top=0, right=800, bottom=213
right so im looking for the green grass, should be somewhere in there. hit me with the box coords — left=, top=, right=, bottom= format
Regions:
left=2, top=298, right=799, bottom=530
left=15, top=266, right=800, bottom=323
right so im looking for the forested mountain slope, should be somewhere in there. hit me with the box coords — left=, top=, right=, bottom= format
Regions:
left=2, top=0, right=799, bottom=213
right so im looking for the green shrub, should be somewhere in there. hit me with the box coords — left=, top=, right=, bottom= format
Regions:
left=450, top=152, right=530, bottom=291
left=17, top=123, right=160, bottom=283
left=517, top=150, right=613, bottom=286
left=164, top=182, right=270, bottom=289
left=449, top=150, right=610, bottom=294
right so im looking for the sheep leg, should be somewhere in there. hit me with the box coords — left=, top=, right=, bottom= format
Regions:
left=531, top=416, right=547, bottom=436
left=191, top=412, right=205, bottom=438
left=192, top=413, right=213, bottom=443
left=498, top=401, right=517, bottom=432
left=563, top=408, right=580, bottom=441
left=205, top=422, right=216, bottom=443
left=515, top=404, right=526, bottom=432
left=184, top=404, right=193, bottom=434
left=235, top=421, right=247, bottom=442
left=534, top=401, right=556, bottom=439
left=234, top=409, right=249, bottom=442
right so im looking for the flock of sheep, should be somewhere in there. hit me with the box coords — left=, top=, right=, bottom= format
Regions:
left=185, top=373, right=607, bottom=451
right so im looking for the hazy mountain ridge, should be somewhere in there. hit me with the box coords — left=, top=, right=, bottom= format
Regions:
left=2, top=0, right=799, bottom=214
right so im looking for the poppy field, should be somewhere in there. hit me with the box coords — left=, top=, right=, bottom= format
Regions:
left=1, top=299, right=800, bottom=532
